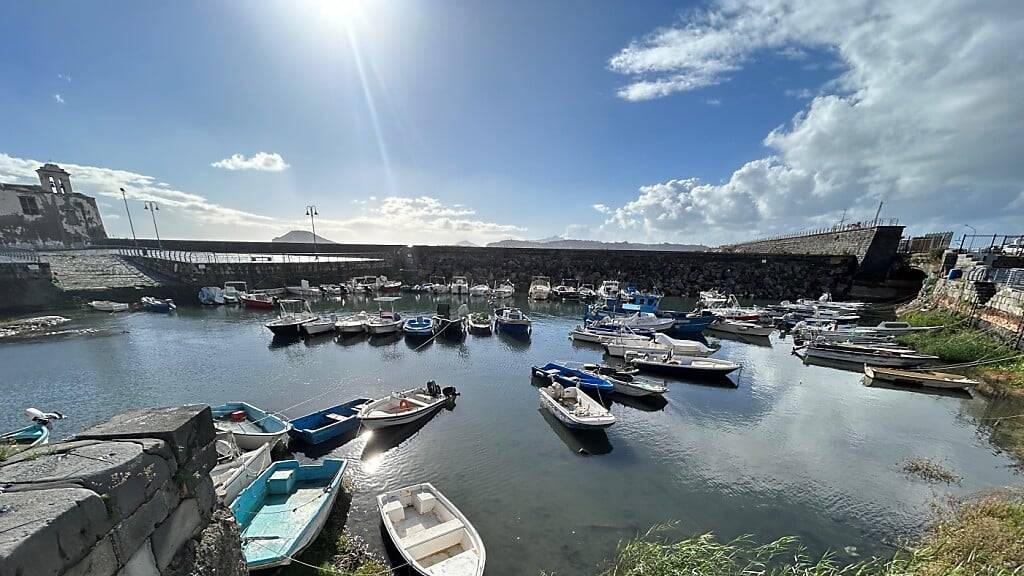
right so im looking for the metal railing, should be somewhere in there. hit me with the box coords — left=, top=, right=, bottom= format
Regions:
left=117, top=247, right=385, bottom=265
left=957, top=234, right=1024, bottom=253
left=721, top=217, right=901, bottom=248
left=0, top=247, right=40, bottom=263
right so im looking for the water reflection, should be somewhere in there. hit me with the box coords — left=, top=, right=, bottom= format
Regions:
left=610, top=392, right=668, bottom=413
left=268, top=333, right=303, bottom=349
left=337, top=332, right=369, bottom=346
left=538, top=408, right=614, bottom=456
left=863, top=377, right=973, bottom=399
left=368, top=332, right=402, bottom=347
left=290, top=427, right=361, bottom=459
left=360, top=405, right=452, bottom=463
left=707, top=331, right=773, bottom=347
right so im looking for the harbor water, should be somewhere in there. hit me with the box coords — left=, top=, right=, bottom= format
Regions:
left=1, top=294, right=1020, bottom=575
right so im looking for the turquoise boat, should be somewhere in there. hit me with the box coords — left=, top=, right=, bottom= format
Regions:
left=232, top=459, right=347, bottom=570
left=1, top=422, right=49, bottom=452
left=288, top=398, right=372, bottom=445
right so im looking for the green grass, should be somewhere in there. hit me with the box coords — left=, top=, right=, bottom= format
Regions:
left=595, top=495, right=1024, bottom=575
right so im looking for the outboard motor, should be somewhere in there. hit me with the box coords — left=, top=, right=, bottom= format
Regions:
left=441, top=386, right=459, bottom=398
left=426, top=380, right=441, bottom=397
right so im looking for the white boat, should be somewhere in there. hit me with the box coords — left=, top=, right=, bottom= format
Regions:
left=210, top=433, right=273, bottom=505
left=223, top=281, right=248, bottom=304
left=350, top=275, right=381, bottom=293
left=492, top=281, right=514, bottom=298
left=365, top=296, right=403, bottom=334
left=797, top=342, right=939, bottom=368
left=570, top=325, right=650, bottom=344
left=198, top=286, right=226, bottom=305
left=378, top=483, right=485, bottom=576
left=88, top=300, right=130, bottom=312
left=597, top=280, right=620, bottom=300
left=864, top=366, right=980, bottom=390
left=335, top=311, right=370, bottom=333
left=286, top=280, right=322, bottom=298
left=358, top=382, right=456, bottom=429
left=578, top=284, right=597, bottom=299
left=430, top=276, right=450, bottom=294
left=698, top=289, right=728, bottom=308
left=265, top=299, right=318, bottom=336
left=211, top=402, right=292, bottom=451
left=319, top=284, right=344, bottom=296
left=627, top=352, right=741, bottom=378
left=528, top=276, right=551, bottom=300
left=301, top=315, right=337, bottom=336
left=538, top=382, right=615, bottom=429
left=581, top=363, right=667, bottom=397
left=855, top=321, right=944, bottom=336
left=469, top=284, right=492, bottom=297
left=597, top=312, right=676, bottom=332
left=603, top=332, right=714, bottom=358
left=450, top=276, right=471, bottom=296
left=706, top=319, right=773, bottom=337
left=494, top=306, right=531, bottom=335
left=552, top=279, right=579, bottom=300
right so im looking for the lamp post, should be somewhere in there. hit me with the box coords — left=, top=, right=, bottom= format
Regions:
left=119, top=187, right=138, bottom=248
left=143, top=201, right=162, bottom=249
left=963, top=224, right=977, bottom=252
left=306, top=205, right=319, bottom=281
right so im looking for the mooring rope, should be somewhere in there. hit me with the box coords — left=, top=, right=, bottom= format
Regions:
left=246, top=537, right=410, bottom=575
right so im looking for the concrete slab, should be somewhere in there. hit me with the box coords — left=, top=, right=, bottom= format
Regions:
left=77, top=405, right=215, bottom=465
left=151, top=498, right=202, bottom=569
left=119, top=539, right=160, bottom=576
left=112, top=483, right=179, bottom=562
left=64, top=535, right=119, bottom=576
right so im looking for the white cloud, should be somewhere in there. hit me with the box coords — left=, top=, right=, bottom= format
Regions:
left=705, top=97, right=722, bottom=106
left=602, top=0, right=1024, bottom=241
left=592, top=203, right=612, bottom=214
left=210, top=152, right=289, bottom=172
left=53, top=94, right=64, bottom=104
left=57, top=73, right=72, bottom=83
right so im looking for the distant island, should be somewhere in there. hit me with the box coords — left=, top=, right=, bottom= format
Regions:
left=271, top=230, right=337, bottom=244
left=486, top=236, right=708, bottom=251
left=454, top=240, right=479, bottom=247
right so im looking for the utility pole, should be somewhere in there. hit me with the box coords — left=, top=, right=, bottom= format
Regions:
left=872, top=201, right=883, bottom=224
left=120, top=187, right=138, bottom=248
left=143, top=201, right=162, bottom=249
left=837, top=208, right=848, bottom=229
left=306, top=205, right=319, bottom=280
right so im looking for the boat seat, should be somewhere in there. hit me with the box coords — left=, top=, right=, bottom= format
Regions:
left=267, top=469, right=296, bottom=495
left=382, top=500, right=405, bottom=523
left=403, top=397, right=431, bottom=408
left=401, top=518, right=464, bottom=551
left=324, top=413, right=349, bottom=422
left=414, top=491, right=436, bottom=514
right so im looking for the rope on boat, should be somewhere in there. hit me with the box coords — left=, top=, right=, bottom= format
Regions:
left=246, top=537, right=410, bottom=575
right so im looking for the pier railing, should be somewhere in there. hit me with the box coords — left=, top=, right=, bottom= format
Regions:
left=720, top=217, right=901, bottom=248
left=116, top=247, right=385, bottom=265
left=0, top=247, right=40, bottom=263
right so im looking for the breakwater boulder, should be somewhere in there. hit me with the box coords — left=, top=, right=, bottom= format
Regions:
left=0, top=406, right=245, bottom=576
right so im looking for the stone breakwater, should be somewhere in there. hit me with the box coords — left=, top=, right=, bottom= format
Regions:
left=0, top=406, right=246, bottom=576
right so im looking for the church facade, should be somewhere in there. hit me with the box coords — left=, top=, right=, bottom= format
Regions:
left=0, top=163, right=108, bottom=247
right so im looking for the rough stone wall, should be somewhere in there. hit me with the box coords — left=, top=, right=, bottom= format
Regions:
left=0, top=185, right=107, bottom=248
left=720, top=225, right=903, bottom=279
left=927, top=278, right=1024, bottom=349
left=0, top=262, right=60, bottom=314
left=405, top=246, right=859, bottom=300
left=0, top=406, right=246, bottom=576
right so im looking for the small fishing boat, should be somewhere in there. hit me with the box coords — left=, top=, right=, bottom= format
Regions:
left=494, top=307, right=531, bottom=336
left=469, top=283, right=492, bottom=297
left=864, top=366, right=980, bottom=390
left=232, top=459, right=347, bottom=570
left=706, top=319, right=773, bottom=337
left=603, top=333, right=714, bottom=358
left=528, top=276, right=552, bottom=300
left=378, top=483, right=486, bottom=576
left=552, top=279, right=579, bottom=300
left=578, top=284, right=597, bottom=299
left=319, top=283, right=345, bottom=296
left=403, top=315, right=436, bottom=337
left=380, top=278, right=403, bottom=292
left=581, top=363, right=668, bottom=396
left=198, top=287, right=225, bottom=305
left=433, top=303, right=466, bottom=338
left=366, top=296, right=403, bottom=334
left=357, top=382, right=458, bottom=429
left=796, top=342, right=939, bottom=368
left=88, top=300, right=130, bottom=312
left=301, top=314, right=337, bottom=336
left=492, top=281, right=514, bottom=298
left=289, top=398, right=373, bottom=444
left=856, top=321, right=944, bottom=335
left=597, top=312, right=676, bottom=332
left=350, top=275, right=380, bottom=294
left=336, top=311, right=370, bottom=334
left=467, top=312, right=493, bottom=334
left=286, top=280, right=322, bottom=298
left=664, top=312, right=717, bottom=334
left=140, top=296, right=176, bottom=312
left=628, top=352, right=740, bottom=378
left=265, top=299, right=317, bottom=336
left=450, top=276, right=471, bottom=296
left=240, top=292, right=276, bottom=309
left=223, top=281, right=248, bottom=304
left=538, top=382, right=615, bottom=429
left=430, top=276, right=450, bottom=294
left=570, top=324, right=652, bottom=344
left=698, top=289, right=728, bottom=308
left=597, top=280, right=620, bottom=300
left=1, top=408, right=65, bottom=454
left=531, top=362, right=615, bottom=394
left=211, top=402, right=292, bottom=450
left=211, top=434, right=273, bottom=505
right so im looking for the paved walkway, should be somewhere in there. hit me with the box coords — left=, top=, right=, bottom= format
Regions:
left=39, top=249, right=165, bottom=291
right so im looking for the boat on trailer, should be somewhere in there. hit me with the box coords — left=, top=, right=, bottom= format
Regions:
left=357, top=382, right=458, bottom=430
left=538, top=382, right=615, bottom=429
left=288, top=398, right=373, bottom=444
left=864, top=366, right=979, bottom=390
left=232, top=459, right=347, bottom=570
left=378, top=483, right=486, bottom=576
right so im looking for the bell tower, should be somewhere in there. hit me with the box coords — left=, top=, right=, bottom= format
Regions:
left=36, top=163, right=73, bottom=194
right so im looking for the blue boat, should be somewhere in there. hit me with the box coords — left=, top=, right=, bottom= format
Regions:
left=402, top=315, right=435, bottom=337
left=662, top=312, right=717, bottom=335
left=232, top=459, right=347, bottom=570
left=288, top=398, right=372, bottom=445
left=495, top=307, right=531, bottom=336
left=1, top=422, right=50, bottom=451
left=531, top=362, right=614, bottom=394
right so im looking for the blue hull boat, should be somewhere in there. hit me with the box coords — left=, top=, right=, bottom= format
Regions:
left=289, top=398, right=372, bottom=445
left=531, top=362, right=614, bottom=394
left=1, top=422, right=49, bottom=451
left=403, top=316, right=435, bottom=337
left=232, top=459, right=347, bottom=570
left=665, top=313, right=716, bottom=334
left=141, top=296, right=176, bottom=312
left=495, top=307, right=531, bottom=336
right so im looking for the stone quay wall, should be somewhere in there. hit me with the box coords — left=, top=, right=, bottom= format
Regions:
left=720, top=225, right=904, bottom=279
left=0, top=261, right=60, bottom=314
left=0, top=406, right=246, bottom=576
left=927, top=278, right=1024, bottom=350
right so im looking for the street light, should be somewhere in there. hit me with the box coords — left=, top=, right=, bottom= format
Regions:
left=305, top=205, right=319, bottom=261
left=119, top=187, right=138, bottom=247
left=144, top=201, right=162, bottom=249
left=963, top=224, right=977, bottom=252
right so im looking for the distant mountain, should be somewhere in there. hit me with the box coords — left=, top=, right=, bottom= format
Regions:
left=454, top=240, right=479, bottom=247
left=486, top=237, right=708, bottom=251
left=271, top=230, right=337, bottom=244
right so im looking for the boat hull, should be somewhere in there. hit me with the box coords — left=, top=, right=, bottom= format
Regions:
left=864, top=366, right=978, bottom=389
left=803, top=348, right=934, bottom=368
left=631, top=358, right=739, bottom=379
left=241, top=296, right=275, bottom=309
left=358, top=389, right=451, bottom=430
left=266, top=321, right=313, bottom=336
left=289, top=399, right=372, bottom=444
left=366, top=322, right=402, bottom=335
left=212, top=402, right=292, bottom=451
left=538, top=388, right=614, bottom=429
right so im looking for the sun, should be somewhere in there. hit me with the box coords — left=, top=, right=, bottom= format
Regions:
left=318, top=0, right=366, bottom=29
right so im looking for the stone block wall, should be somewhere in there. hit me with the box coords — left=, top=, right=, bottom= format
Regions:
left=926, top=278, right=1024, bottom=349
left=0, top=262, right=60, bottom=314
left=0, top=406, right=246, bottom=576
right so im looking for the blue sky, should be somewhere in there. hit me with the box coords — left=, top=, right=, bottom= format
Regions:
left=1, top=1, right=1021, bottom=245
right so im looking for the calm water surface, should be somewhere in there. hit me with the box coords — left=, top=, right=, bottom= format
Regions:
left=2, top=294, right=1020, bottom=575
